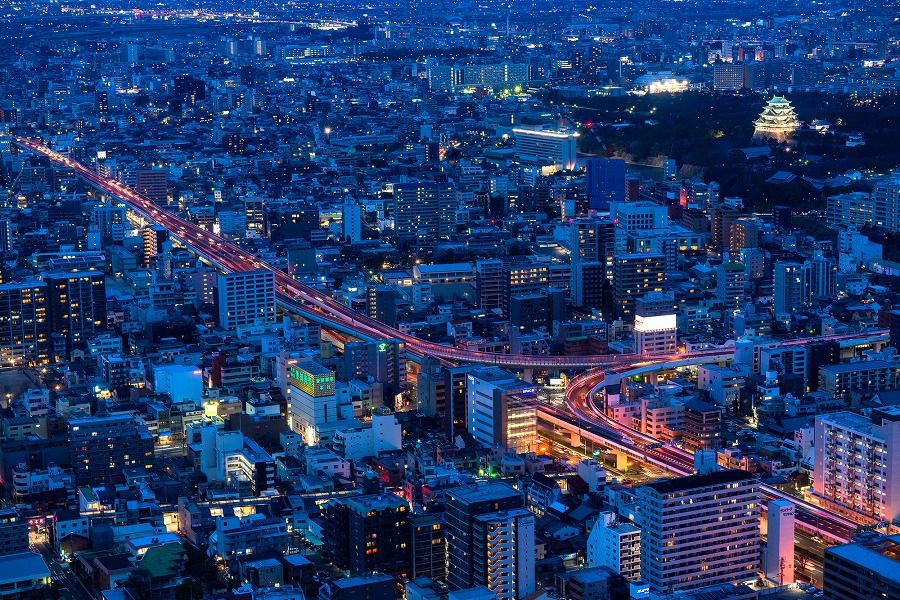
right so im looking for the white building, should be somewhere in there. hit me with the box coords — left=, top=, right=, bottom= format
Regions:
left=512, top=127, right=577, bottom=171
left=153, top=364, right=203, bottom=404
left=467, top=368, right=537, bottom=454
left=697, top=365, right=745, bottom=407
left=587, top=511, right=641, bottom=582
left=764, top=500, right=795, bottom=585
left=634, top=292, right=677, bottom=356
left=813, top=408, right=900, bottom=521
left=212, top=513, right=289, bottom=561
left=610, top=201, right=668, bottom=232
left=472, top=508, right=535, bottom=600
left=332, top=408, right=402, bottom=462
left=217, top=270, right=275, bottom=329
left=635, top=470, right=760, bottom=593
left=837, top=229, right=882, bottom=273
left=873, top=171, right=900, bottom=232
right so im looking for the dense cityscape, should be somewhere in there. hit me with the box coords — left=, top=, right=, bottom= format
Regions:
left=0, top=1, right=900, bottom=600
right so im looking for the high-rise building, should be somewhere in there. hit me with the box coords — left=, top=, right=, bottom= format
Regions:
left=0, top=280, right=48, bottom=367
left=567, top=218, right=616, bottom=311
left=366, top=285, right=397, bottom=327
left=873, top=172, right=900, bottom=233
left=216, top=270, right=275, bottom=329
left=633, top=291, right=677, bottom=355
left=663, top=159, right=677, bottom=181
left=467, top=368, right=536, bottom=454
left=393, top=182, right=456, bottom=239
left=347, top=494, right=411, bottom=578
left=134, top=169, right=168, bottom=205
left=476, top=260, right=503, bottom=312
left=501, top=262, right=549, bottom=317
left=716, top=261, right=745, bottom=325
left=287, top=362, right=337, bottom=445
left=342, top=199, right=363, bottom=242
left=585, top=158, right=626, bottom=210
left=613, top=253, right=667, bottom=320
left=0, top=219, right=12, bottom=252
left=44, top=270, right=106, bottom=352
left=772, top=261, right=804, bottom=317
left=512, top=127, right=577, bottom=170
left=814, top=408, right=900, bottom=521
left=681, top=398, right=723, bottom=452
left=764, top=500, right=795, bottom=586
left=416, top=358, right=470, bottom=438
left=344, top=339, right=407, bottom=396
left=713, top=63, right=745, bottom=90
left=445, top=483, right=525, bottom=592
left=142, top=225, right=169, bottom=268
left=68, top=413, right=155, bottom=485
left=410, top=514, right=447, bottom=582
left=472, top=508, right=535, bottom=599
left=610, top=201, right=667, bottom=232
left=824, top=532, right=900, bottom=600
left=635, top=470, right=760, bottom=593
left=587, top=512, right=641, bottom=582
left=243, top=196, right=266, bottom=236
left=0, top=509, right=28, bottom=557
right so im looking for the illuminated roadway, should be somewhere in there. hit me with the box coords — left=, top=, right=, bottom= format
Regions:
left=559, top=365, right=872, bottom=544
left=13, top=136, right=887, bottom=546
left=16, top=134, right=885, bottom=369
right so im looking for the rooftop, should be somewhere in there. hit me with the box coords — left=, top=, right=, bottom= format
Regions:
left=643, top=469, right=755, bottom=495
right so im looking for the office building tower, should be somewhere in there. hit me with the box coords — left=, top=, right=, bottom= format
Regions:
left=410, top=514, right=447, bottom=582
left=472, top=509, right=535, bottom=599
left=445, top=483, right=525, bottom=592
left=243, top=196, right=265, bottom=236
left=716, top=261, right=745, bottom=325
left=826, top=192, right=875, bottom=229
left=344, top=339, right=407, bottom=396
left=804, top=340, right=840, bottom=392
left=45, top=270, right=106, bottom=351
left=587, top=512, right=641, bottom=582
left=342, top=199, right=363, bottom=242
left=824, top=532, right=900, bottom=600
left=68, top=413, right=155, bottom=486
left=95, top=91, right=109, bottom=113
left=710, top=204, right=741, bottom=250
left=512, top=127, right=577, bottom=170
left=814, top=408, right=900, bottom=521
left=773, top=262, right=804, bottom=317
left=713, top=63, right=746, bottom=90
left=134, top=169, right=167, bottom=205
left=467, top=367, right=537, bottom=454
left=772, top=205, right=792, bottom=231
left=635, top=470, right=760, bottom=593
left=346, top=494, right=411, bottom=578
left=476, top=260, right=503, bottom=312
left=633, top=291, right=677, bottom=355
left=142, top=225, right=169, bottom=268
left=610, top=201, right=667, bottom=231
left=216, top=270, right=275, bottom=329
left=0, top=219, right=11, bottom=252
left=805, top=251, right=837, bottom=303
left=874, top=173, right=900, bottom=233
left=501, top=262, right=549, bottom=317
left=0, top=509, right=27, bottom=557
left=367, top=285, right=397, bottom=327
left=663, top=159, right=677, bottom=181
left=613, top=253, right=667, bottom=321
left=0, top=280, right=48, bottom=367
left=287, top=362, right=337, bottom=445
left=273, top=206, right=320, bottom=242
left=585, top=158, right=626, bottom=210
left=393, top=182, right=456, bottom=239
left=681, top=398, right=723, bottom=452
left=417, top=358, right=468, bottom=436
left=764, top=500, right=794, bottom=585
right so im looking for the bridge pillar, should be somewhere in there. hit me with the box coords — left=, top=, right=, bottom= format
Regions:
left=614, top=451, right=629, bottom=471
left=521, top=368, right=533, bottom=383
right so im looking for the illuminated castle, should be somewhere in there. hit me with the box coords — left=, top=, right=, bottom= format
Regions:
left=753, top=96, right=800, bottom=142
